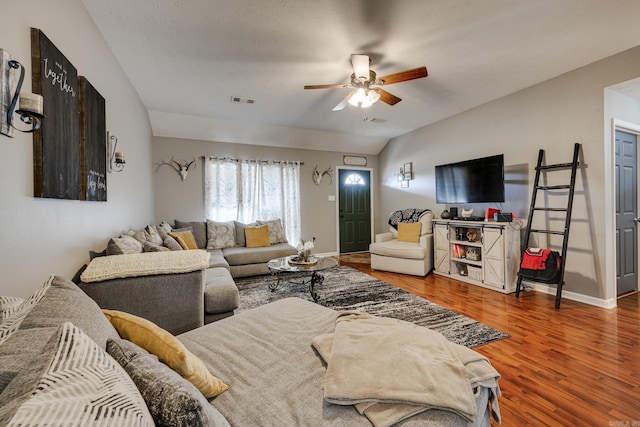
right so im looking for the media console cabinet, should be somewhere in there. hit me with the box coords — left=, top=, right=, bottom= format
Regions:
left=433, top=219, right=521, bottom=293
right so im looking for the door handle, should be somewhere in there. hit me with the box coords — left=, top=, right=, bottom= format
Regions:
left=634, top=218, right=640, bottom=222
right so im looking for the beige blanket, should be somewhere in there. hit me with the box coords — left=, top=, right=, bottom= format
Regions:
left=312, top=312, right=501, bottom=427
left=80, top=250, right=210, bottom=283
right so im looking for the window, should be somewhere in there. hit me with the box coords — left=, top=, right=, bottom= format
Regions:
left=204, top=157, right=301, bottom=243
left=344, top=172, right=366, bottom=185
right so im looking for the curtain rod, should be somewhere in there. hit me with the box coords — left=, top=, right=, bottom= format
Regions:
left=201, top=155, right=304, bottom=166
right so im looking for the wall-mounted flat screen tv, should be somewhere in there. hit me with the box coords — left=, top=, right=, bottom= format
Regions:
left=435, top=154, right=505, bottom=203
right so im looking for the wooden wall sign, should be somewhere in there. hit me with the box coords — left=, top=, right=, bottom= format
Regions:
left=31, top=28, right=81, bottom=200
left=79, top=77, right=106, bottom=201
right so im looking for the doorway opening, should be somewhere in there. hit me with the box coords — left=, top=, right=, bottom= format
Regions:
left=336, top=167, right=373, bottom=254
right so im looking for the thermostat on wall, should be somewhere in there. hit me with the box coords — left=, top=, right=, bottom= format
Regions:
left=343, top=156, right=367, bottom=166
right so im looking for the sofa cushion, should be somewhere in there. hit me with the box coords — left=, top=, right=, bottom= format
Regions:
left=369, top=239, right=427, bottom=260
left=170, top=230, right=199, bottom=250
left=245, top=225, right=271, bottom=248
left=103, top=309, right=228, bottom=398
left=397, top=222, right=422, bottom=243
left=204, top=268, right=239, bottom=315
left=175, top=220, right=207, bottom=249
left=233, top=221, right=257, bottom=247
left=206, top=220, right=236, bottom=249
left=207, top=249, right=230, bottom=270
left=107, top=338, right=230, bottom=427
left=0, top=322, right=154, bottom=427
left=257, top=218, right=288, bottom=244
left=222, top=243, right=297, bottom=266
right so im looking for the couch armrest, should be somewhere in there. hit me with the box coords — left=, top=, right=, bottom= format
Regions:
left=375, top=232, right=394, bottom=243
left=77, top=270, right=205, bottom=335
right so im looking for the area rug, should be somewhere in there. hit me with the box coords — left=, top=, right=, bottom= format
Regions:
left=234, top=266, right=509, bottom=348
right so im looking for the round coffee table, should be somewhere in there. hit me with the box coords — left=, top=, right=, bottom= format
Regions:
left=267, top=256, right=338, bottom=302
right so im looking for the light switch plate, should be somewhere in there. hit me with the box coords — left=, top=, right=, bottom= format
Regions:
left=328, top=195, right=336, bottom=201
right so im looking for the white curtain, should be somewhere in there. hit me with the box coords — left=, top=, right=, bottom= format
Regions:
left=204, top=157, right=301, bottom=244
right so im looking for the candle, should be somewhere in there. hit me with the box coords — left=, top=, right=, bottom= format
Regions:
left=114, top=152, right=125, bottom=164
left=18, top=93, right=44, bottom=116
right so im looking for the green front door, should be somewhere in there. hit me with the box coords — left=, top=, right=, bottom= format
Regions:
left=338, top=169, right=371, bottom=253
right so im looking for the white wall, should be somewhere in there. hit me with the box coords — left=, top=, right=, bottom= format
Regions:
left=0, top=0, right=154, bottom=297
left=152, top=137, right=378, bottom=255
left=378, top=45, right=640, bottom=304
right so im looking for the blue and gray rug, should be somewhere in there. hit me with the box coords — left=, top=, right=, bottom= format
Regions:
left=234, top=265, right=509, bottom=348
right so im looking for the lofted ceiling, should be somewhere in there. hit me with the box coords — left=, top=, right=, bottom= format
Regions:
left=82, top=0, right=640, bottom=155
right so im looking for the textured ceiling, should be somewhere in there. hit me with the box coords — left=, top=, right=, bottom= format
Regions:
left=82, top=0, right=640, bottom=154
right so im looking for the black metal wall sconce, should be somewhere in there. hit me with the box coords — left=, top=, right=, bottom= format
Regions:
left=108, top=132, right=125, bottom=173
left=1, top=49, right=44, bottom=136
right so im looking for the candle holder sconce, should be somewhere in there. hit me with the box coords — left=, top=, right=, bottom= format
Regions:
left=108, top=132, right=125, bottom=173
left=1, top=49, right=44, bottom=136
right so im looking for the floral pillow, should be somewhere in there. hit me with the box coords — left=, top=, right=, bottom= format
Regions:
left=257, top=219, right=288, bottom=244
left=206, top=221, right=236, bottom=249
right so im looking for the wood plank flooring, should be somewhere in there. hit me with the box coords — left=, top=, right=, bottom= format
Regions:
left=337, top=253, right=640, bottom=427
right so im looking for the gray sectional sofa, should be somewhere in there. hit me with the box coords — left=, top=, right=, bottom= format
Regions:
left=0, top=275, right=501, bottom=426
left=77, top=219, right=297, bottom=334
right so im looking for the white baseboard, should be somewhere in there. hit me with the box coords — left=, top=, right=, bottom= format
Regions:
left=315, top=251, right=339, bottom=257
left=532, top=283, right=617, bottom=309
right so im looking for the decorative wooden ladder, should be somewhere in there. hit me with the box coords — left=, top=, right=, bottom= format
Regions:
left=515, top=143, right=581, bottom=308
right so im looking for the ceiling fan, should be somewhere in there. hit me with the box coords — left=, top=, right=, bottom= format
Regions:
left=304, top=54, right=428, bottom=111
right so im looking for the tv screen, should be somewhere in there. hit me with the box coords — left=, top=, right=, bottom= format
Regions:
left=435, top=154, right=505, bottom=203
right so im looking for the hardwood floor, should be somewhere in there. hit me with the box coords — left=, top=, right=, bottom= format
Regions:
left=337, top=253, right=640, bottom=426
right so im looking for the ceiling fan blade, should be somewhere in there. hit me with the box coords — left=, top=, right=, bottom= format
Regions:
left=304, top=84, right=350, bottom=90
left=375, top=88, right=402, bottom=105
left=377, top=66, right=428, bottom=85
left=351, top=54, right=370, bottom=80
left=333, top=91, right=355, bottom=111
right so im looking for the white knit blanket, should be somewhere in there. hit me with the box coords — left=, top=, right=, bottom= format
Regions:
left=80, top=250, right=210, bottom=283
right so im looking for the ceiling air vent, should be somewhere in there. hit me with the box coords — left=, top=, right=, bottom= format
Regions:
left=230, top=96, right=255, bottom=104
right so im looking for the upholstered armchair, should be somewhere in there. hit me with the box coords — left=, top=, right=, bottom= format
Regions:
left=369, top=210, right=434, bottom=276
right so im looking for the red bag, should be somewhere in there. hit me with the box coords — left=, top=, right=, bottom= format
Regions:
left=519, top=248, right=562, bottom=283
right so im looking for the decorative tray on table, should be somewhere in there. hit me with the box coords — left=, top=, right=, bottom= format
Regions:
left=288, top=256, right=318, bottom=266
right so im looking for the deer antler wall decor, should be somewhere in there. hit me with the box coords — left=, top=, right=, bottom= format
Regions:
left=312, top=165, right=334, bottom=185
left=156, top=156, right=197, bottom=181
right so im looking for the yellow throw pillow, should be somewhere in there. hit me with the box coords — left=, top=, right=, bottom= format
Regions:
left=103, top=309, right=228, bottom=398
left=397, top=222, right=422, bottom=243
left=244, top=224, right=271, bottom=248
left=169, top=230, right=198, bottom=250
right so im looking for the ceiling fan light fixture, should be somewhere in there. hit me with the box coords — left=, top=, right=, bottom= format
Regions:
left=368, top=89, right=381, bottom=104
left=348, top=88, right=367, bottom=107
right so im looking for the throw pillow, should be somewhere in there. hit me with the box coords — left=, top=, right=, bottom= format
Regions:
left=163, top=236, right=183, bottom=251
left=103, top=309, right=228, bottom=398
left=245, top=225, right=271, bottom=248
left=0, top=323, right=154, bottom=427
left=144, top=225, right=164, bottom=246
left=174, top=220, right=207, bottom=249
left=0, top=276, right=53, bottom=346
left=0, top=297, right=23, bottom=323
left=234, top=221, right=257, bottom=247
left=169, top=230, right=199, bottom=250
left=143, top=242, right=170, bottom=252
left=206, top=220, right=236, bottom=249
left=107, top=338, right=231, bottom=427
left=157, top=221, right=173, bottom=236
left=107, top=235, right=143, bottom=255
left=257, top=218, right=288, bottom=244
left=397, top=222, right=422, bottom=243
